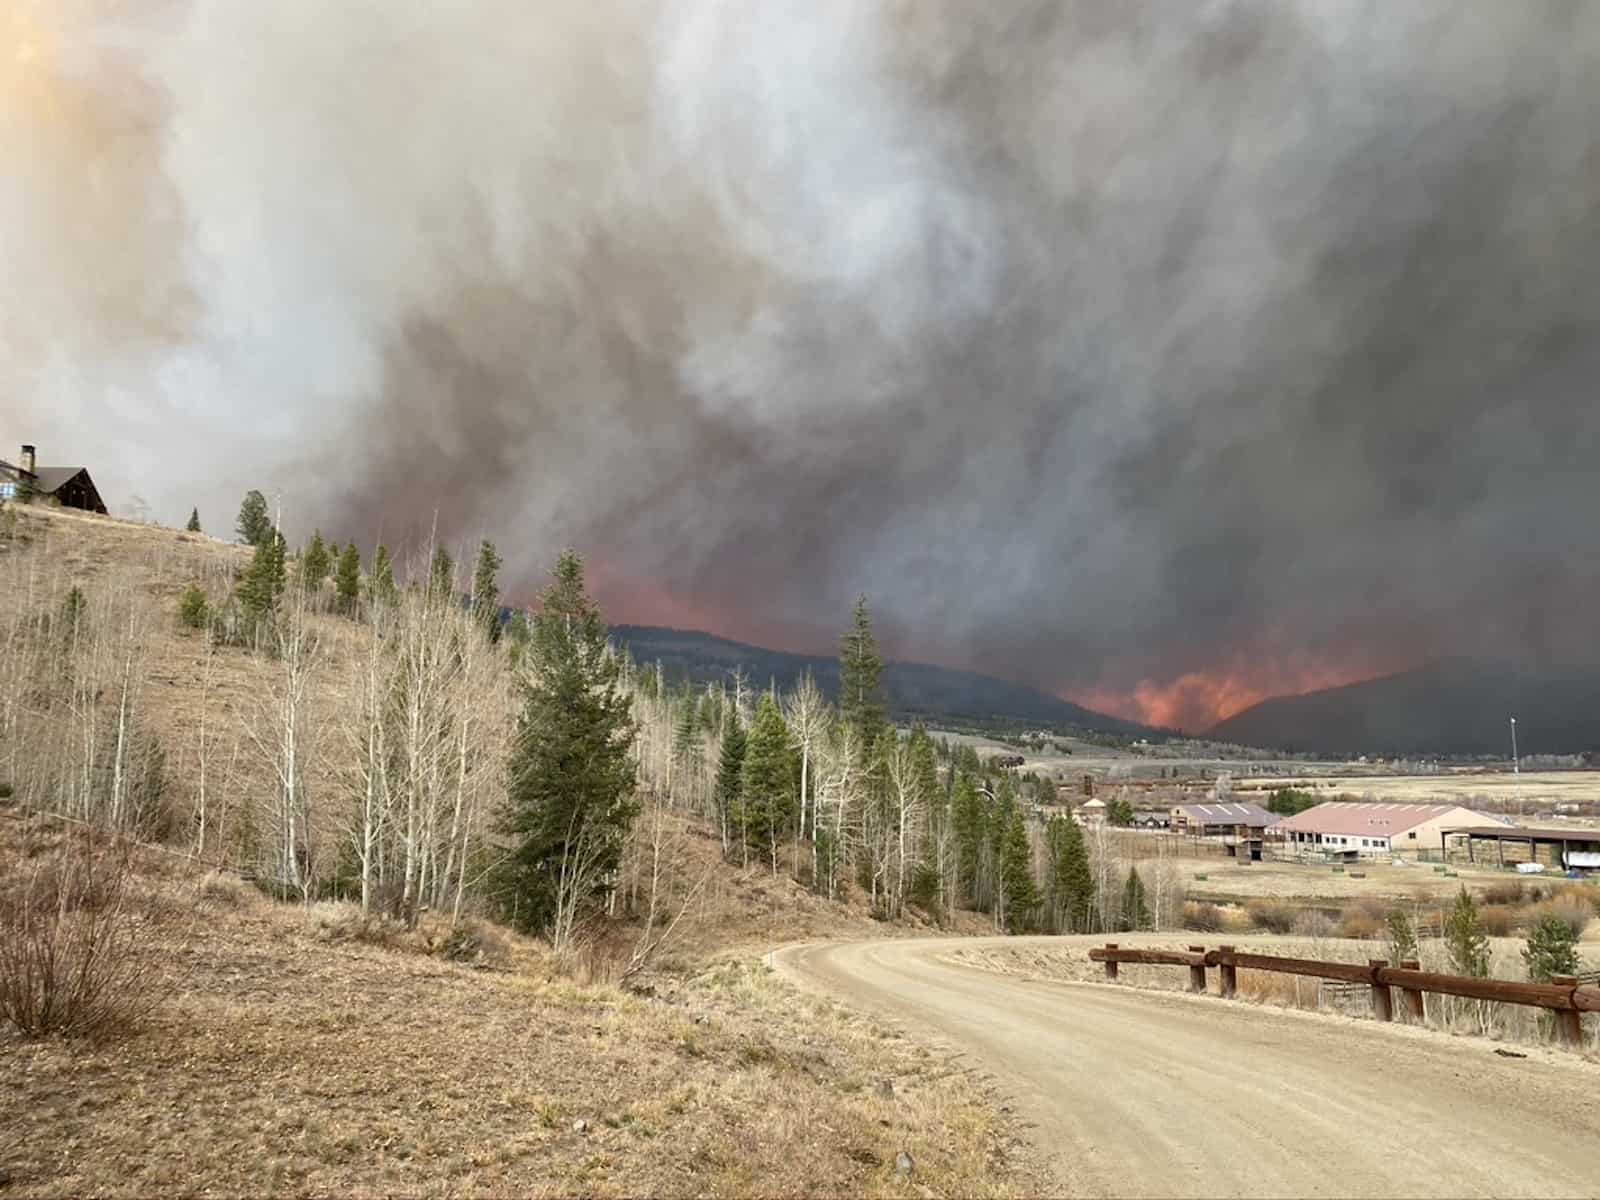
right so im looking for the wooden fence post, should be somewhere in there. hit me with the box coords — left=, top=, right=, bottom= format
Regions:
left=1104, top=943, right=1119, bottom=982
left=1400, top=959, right=1426, bottom=1022
left=1187, top=946, right=1207, bottom=993
left=1218, top=945, right=1237, bottom=998
left=1369, top=960, right=1393, bottom=1022
left=1552, top=976, right=1582, bottom=1047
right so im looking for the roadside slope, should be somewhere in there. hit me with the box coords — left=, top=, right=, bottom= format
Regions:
left=778, top=937, right=1600, bottom=1199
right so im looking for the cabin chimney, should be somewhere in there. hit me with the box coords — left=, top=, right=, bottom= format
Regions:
left=20, top=444, right=35, bottom=475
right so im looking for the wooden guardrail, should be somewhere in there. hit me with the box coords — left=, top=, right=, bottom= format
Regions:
left=1089, top=943, right=1594, bottom=1047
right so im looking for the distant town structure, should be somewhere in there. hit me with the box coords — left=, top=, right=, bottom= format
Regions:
left=1273, top=802, right=1497, bottom=860
left=1170, top=801, right=1276, bottom=862
left=1076, top=797, right=1107, bottom=825
left=0, top=444, right=107, bottom=514
left=1170, top=802, right=1275, bottom=838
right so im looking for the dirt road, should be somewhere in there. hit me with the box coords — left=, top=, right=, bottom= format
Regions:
left=777, top=937, right=1600, bottom=1198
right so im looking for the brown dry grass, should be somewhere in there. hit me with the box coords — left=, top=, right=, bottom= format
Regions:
left=0, top=833, right=1027, bottom=1197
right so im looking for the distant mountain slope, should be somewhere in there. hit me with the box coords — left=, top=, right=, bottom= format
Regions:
left=611, top=625, right=1150, bottom=735
left=1207, top=660, right=1600, bottom=756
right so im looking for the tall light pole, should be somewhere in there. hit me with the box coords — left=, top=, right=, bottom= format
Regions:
left=1510, top=716, right=1519, bottom=776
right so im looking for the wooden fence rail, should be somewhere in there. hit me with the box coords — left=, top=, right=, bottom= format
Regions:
left=1088, top=943, right=1594, bottom=1047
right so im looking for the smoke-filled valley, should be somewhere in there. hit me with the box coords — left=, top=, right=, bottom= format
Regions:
left=8, top=2, right=1600, bottom=729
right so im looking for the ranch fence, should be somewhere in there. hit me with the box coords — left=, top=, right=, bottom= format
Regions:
left=1088, top=943, right=1596, bottom=1048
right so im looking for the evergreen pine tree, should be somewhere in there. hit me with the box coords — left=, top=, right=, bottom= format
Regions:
left=838, top=595, right=885, bottom=753
left=429, top=544, right=455, bottom=599
left=237, top=529, right=286, bottom=629
left=714, top=710, right=747, bottom=859
left=1120, top=866, right=1151, bottom=931
left=999, top=808, right=1038, bottom=933
left=1386, top=909, right=1420, bottom=966
left=299, top=530, right=332, bottom=596
left=235, top=490, right=272, bottom=546
left=185, top=507, right=201, bottom=533
left=505, top=610, right=532, bottom=668
left=1047, top=815, right=1094, bottom=932
left=1445, top=886, right=1490, bottom=978
left=909, top=724, right=938, bottom=808
left=472, top=539, right=503, bottom=639
left=334, top=543, right=362, bottom=615
left=1523, top=912, right=1579, bottom=983
left=951, top=773, right=987, bottom=907
left=498, top=551, right=636, bottom=937
left=740, top=693, right=795, bottom=873
left=368, top=544, right=397, bottom=607
left=672, top=688, right=699, bottom=766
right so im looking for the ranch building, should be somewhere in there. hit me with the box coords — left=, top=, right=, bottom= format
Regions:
left=1272, top=802, right=1497, bottom=861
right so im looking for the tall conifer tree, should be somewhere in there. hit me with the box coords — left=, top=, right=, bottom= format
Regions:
left=472, top=539, right=502, bottom=639
left=498, top=551, right=636, bottom=935
left=334, top=544, right=362, bottom=615
left=299, top=530, right=332, bottom=595
left=368, top=544, right=397, bottom=607
left=235, top=490, right=272, bottom=547
left=839, top=595, right=885, bottom=753
left=740, top=693, right=795, bottom=874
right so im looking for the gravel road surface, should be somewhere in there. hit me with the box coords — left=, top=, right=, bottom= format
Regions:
left=776, top=936, right=1599, bottom=1198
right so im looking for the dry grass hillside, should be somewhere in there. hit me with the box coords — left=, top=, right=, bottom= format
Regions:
left=0, top=505, right=378, bottom=866
left=0, top=814, right=1030, bottom=1197
left=0, top=505, right=1032, bottom=1195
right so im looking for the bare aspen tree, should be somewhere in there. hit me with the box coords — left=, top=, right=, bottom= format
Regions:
left=190, top=642, right=218, bottom=858
left=882, top=733, right=923, bottom=918
left=783, top=671, right=827, bottom=859
left=345, top=595, right=396, bottom=915
left=244, top=582, right=322, bottom=898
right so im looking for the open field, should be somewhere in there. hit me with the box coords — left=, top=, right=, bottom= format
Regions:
left=0, top=819, right=1031, bottom=1198
left=1234, top=770, right=1600, bottom=813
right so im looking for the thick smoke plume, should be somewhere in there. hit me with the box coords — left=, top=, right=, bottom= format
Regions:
left=7, top=2, right=1600, bottom=729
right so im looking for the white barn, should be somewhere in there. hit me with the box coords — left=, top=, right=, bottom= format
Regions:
left=1273, top=802, right=1498, bottom=859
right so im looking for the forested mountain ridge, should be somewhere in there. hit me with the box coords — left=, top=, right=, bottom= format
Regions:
left=610, top=624, right=1151, bottom=736
left=1207, top=659, right=1600, bottom=756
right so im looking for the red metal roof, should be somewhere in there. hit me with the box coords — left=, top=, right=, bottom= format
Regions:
left=1271, top=802, right=1479, bottom=836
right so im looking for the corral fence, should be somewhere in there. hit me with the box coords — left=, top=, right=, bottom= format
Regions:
left=1088, top=943, right=1596, bottom=1048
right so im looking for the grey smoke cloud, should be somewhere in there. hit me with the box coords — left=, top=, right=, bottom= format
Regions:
left=6, top=1, right=1599, bottom=727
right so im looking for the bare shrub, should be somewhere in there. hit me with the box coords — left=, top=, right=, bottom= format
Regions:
left=1237, top=970, right=1299, bottom=1007
left=1533, top=892, right=1592, bottom=938
left=307, top=900, right=402, bottom=948
left=1481, top=903, right=1517, bottom=938
left=1337, top=899, right=1386, bottom=941
left=1293, top=910, right=1335, bottom=938
left=436, top=918, right=512, bottom=968
left=193, top=871, right=255, bottom=910
left=1183, top=901, right=1224, bottom=932
left=0, top=833, right=172, bottom=1039
left=1483, top=879, right=1526, bottom=905
left=1245, top=898, right=1296, bottom=934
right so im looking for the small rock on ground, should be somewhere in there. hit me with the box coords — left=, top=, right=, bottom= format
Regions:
left=896, top=1151, right=914, bottom=1175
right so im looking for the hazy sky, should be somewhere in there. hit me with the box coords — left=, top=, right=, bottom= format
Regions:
left=7, top=1, right=1599, bottom=728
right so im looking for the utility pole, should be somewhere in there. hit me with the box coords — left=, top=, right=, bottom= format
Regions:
left=1510, top=717, right=1519, bottom=775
